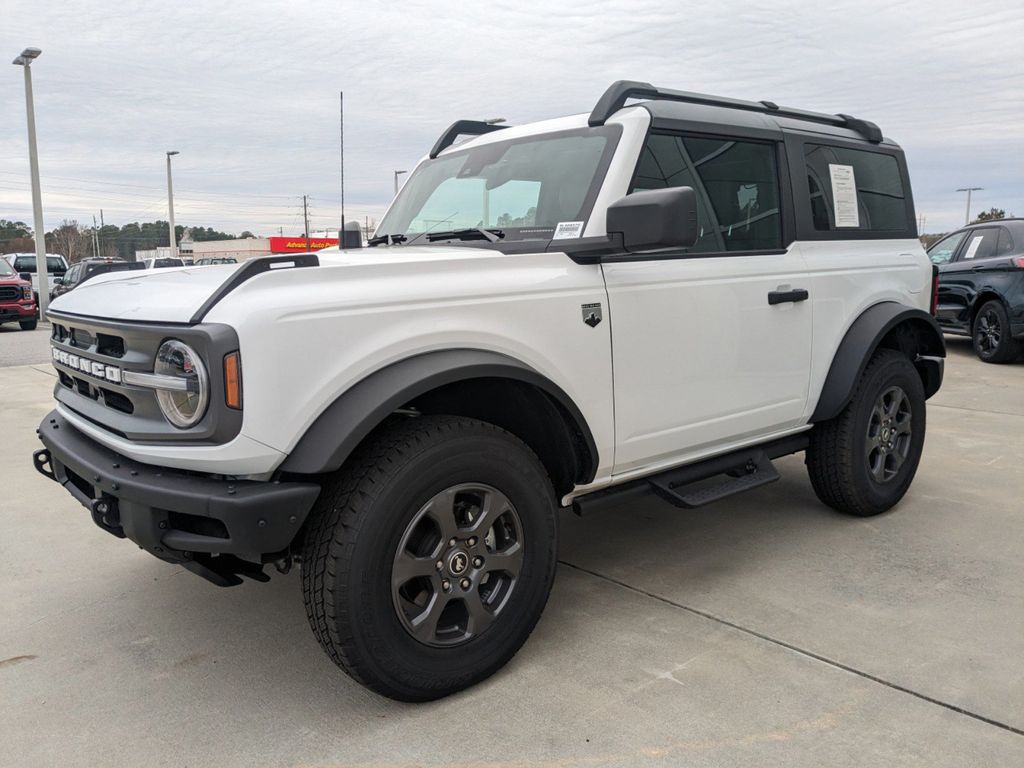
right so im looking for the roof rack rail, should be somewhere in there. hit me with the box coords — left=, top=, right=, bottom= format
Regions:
left=588, top=80, right=883, bottom=143
left=429, top=120, right=510, bottom=159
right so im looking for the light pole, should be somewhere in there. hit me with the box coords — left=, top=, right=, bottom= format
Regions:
left=393, top=169, right=407, bottom=196
left=12, top=46, right=48, bottom=321
left=166, top=151, right=179, bottom=259
left=956, top=187, right=982, bottom=226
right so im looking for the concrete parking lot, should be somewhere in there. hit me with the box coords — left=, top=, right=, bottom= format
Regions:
left=1, top=331, right=1022, bottom=767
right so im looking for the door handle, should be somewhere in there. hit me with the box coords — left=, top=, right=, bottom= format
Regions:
left=768, top=288, right=809, bottom=305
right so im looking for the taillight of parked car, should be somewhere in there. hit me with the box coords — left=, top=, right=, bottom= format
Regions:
left=931, top=265, right=939, bottom=315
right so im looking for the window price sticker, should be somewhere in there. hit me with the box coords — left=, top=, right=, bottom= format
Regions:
left=828, top=164, right=860, bottom=228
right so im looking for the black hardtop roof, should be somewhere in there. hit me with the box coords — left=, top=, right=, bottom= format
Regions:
left=590, top=80, right=895, bottom=147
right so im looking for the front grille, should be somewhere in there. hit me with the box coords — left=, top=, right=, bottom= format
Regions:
left=0, top=286, right=21, bottom=301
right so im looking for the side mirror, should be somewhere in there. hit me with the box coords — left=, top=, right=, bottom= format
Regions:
left=19, top=272, right=32, bottom=281
left=606, top=187, right=699, bottom=252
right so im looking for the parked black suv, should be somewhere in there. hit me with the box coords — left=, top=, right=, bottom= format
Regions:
left=929, top=219, right=1024, bottom=363
left=52, top=258, right=146, bottom=298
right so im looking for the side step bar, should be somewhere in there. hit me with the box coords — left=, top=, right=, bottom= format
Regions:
left=573, top=433, right=809, bottom=515
left=649, top=450, right=779, bottom=508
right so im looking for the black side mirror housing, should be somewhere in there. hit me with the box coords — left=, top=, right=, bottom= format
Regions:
left=19, top=272, right=32, bottom=282
left=606, top=187, right=699, bottom=252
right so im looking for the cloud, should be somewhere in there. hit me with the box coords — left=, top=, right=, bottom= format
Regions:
left=2, top=0, right=1022, bottom=234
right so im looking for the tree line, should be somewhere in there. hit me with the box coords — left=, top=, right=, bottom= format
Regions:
left=0, top=218, right=254, bottom=263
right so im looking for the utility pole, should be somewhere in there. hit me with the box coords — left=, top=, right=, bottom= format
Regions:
left=303, top=195, right=310, bottom=251
left=92, top=214, right=100, bottom=258
left=12, top=46, right=48, bottom=321
left=166, top=151, right=180, bottom=258
left=339, top=91, right=345, bottom=243
left=956, top=187, right=982, bottom=226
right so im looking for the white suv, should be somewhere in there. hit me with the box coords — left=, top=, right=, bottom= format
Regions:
left=33, top=81, right=944, bottom=701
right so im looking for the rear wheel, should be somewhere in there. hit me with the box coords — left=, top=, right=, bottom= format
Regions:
left=806, top=349, right=926, bottom=516
left=301, top=415, right=558, bottom=701
left=972, top=300, right=1019, bottom=363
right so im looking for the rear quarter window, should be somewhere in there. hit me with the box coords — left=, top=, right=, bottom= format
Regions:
left=804, top=144, right=909, bottom=232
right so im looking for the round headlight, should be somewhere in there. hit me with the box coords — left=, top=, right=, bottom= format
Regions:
left=154, top=339, right=209, bottom=428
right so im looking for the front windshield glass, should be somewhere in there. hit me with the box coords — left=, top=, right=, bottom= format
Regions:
left=0, top=259, right=14, bottom=277
left=378, top=126, right=620, bottom=242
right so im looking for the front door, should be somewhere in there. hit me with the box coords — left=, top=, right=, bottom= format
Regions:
left=603, top=131, right=812, bottom=475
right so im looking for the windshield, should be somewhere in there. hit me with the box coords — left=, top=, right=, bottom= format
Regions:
left=377, top=126, right=620, bottom=243
left=12, top=255, right=66, bottom=273
left=0, top=259, right=14, bottom=277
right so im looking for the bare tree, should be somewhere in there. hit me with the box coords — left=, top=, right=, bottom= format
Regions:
left=47, top=220, right=91, bottom=264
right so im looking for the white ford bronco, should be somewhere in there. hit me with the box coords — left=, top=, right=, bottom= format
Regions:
left=34, top=81, right=945, bottom=701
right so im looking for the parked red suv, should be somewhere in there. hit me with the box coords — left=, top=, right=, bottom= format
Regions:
left=0, top=257, right=38, bottom=331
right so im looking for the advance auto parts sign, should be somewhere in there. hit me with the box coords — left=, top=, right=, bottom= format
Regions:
left=269, top=237, right=339, bottom=253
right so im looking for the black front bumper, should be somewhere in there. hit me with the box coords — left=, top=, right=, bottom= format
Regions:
left=34, top=410, right=321, bottom=586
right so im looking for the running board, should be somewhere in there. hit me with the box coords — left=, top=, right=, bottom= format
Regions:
left=648, top=450, right=779, bottom=508
left=573, top=433, right=808, bottom=516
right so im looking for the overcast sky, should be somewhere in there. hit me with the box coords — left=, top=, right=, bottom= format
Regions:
left=2, top=0, right=1022, bottom=236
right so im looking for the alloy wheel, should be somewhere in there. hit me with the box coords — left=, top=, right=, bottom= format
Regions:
left=865, top=385, right=912, bottom=484
left=391, top=483, right=524, bottom=647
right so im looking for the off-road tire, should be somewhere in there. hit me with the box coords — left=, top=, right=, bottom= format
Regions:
left=19, top=319, right=37, bottom=331
left=806, top=349, right=926, bottom=516
left=972, top=300, right=1019, bottom=363
left=300, top=415, right=558, bottom=701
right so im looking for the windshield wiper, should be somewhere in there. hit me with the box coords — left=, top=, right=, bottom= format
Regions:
left=367, top=233, right=408, bottom=246
left=425, top=228, right=505, bottom=243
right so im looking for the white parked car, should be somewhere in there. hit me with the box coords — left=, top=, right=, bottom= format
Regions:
left=3, top=251, right=69, bottom=296
left=33, top=81, right=944, bottom=701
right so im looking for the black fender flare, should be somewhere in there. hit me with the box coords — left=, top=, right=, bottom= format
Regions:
left=279, top=349, right=599, bottom=479
left=811, top=302, right=946, bottom=423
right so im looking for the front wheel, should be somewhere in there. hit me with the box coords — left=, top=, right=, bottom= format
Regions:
left=806, top=349, right=926, bottom=516
left=301, top=415, right=558, bottom=701
left=19, top=319, right=37, bottom=331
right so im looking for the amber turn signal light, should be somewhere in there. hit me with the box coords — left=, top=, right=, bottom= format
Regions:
left=224, top=351, right=242, bottom=409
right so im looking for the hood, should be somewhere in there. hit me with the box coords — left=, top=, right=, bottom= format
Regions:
left=49, top=263, right=245, bottom=323
left=47, top=246, right=502, bottom=324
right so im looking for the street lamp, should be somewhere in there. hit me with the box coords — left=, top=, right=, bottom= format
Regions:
left=956, top=187, right=983, bottom=226
left=166, top=151, right=179, bottom=259
left=393, top=169, right=407, bottom=195
left=12, top=46, right=48, bottom=321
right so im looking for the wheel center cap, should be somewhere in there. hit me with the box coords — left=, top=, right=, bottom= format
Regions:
left=447, top=550, right=470, bottom=576
left=881, top=427, right=891, bottom=440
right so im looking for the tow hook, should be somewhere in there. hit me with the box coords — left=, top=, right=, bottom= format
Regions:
left=91, top=497, right=125, bottom=538
left=32, top=448, right=55, bottom=481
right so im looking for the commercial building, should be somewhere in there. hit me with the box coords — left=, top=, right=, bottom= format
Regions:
left=136, top=235, right=339, bottom=263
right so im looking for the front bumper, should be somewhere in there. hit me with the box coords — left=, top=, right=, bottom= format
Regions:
left=0, top=301, right=36, bottom=321
left=34, top=410, right=321, bottom=586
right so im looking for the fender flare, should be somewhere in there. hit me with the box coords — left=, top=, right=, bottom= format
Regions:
left=811, top=302, right=946, bottom=423
left=279, top=349, right=599, bottom=478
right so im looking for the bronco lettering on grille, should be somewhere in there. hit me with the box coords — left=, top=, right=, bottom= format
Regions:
left=51, top=347, right=122, bottom=384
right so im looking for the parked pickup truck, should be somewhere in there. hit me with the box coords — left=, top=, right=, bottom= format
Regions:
left=0, top=257, right=37, bottom=330
left=33, top=80, right=944, bottom=701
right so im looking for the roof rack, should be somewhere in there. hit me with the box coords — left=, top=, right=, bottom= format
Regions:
left=429, top=120, right=510, bottom=159
left=588, top=80, right=883, bottom=143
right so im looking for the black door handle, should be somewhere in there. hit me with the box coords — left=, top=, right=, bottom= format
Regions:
left=768, top=288, right=809, bottom=305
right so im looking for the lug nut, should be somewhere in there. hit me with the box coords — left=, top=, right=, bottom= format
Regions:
left=473, top=557, right=483, bottom=567
left=467, top=537, right=477, bottom=546
left=441, top=580, right=451, bottom=591
left=448, top=538, right=457, bottom=547
left=460, top=578, right=471, bottom=590
left=435, top=560, right=444, bottom=571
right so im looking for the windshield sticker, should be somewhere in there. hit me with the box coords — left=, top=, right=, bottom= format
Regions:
left=553, top=221, right=585, bottom=239
left=828, top=164, right=860, bottom=228
left=963, top=235, right=984, bottom=259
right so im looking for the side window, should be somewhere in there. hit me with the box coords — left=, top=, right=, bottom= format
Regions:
left=804, top=144, right=908, bottom=231
left=631, top=133, right=782, bottom=252
left=957, top=228, right=999, bottom=261
left=996, top=227, right=1015, bottom=256
left=927, top=231, right=966, bottom=265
